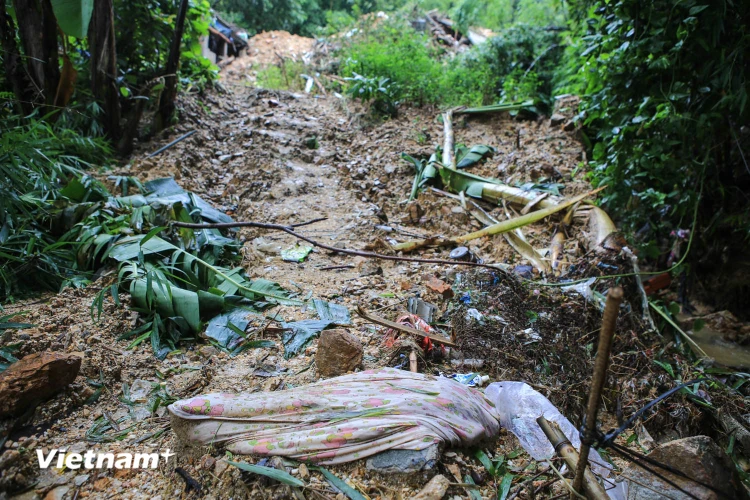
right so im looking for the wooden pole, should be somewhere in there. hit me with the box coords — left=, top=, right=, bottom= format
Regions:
left=536, top=417, right=608, bottom=500
left=572, top=286, right=623, bottom=496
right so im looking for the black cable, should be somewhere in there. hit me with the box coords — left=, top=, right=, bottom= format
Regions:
left=597, top=378, right=707, bottom=448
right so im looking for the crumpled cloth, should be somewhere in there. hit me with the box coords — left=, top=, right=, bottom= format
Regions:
left=169, top=367, right=500, bottom=464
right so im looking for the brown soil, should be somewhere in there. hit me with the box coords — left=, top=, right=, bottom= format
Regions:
left=1, top=47, right=743, bottom=500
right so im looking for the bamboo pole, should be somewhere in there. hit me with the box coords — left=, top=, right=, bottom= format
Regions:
left=536, top=417, right=609, bottom=500
left=443, top=110, right=454, bottom=169
left=572, top=287, right=623, bottom=496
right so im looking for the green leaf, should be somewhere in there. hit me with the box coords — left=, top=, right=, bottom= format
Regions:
left=281, top=319, right=333, bottom=358
left=227, top=460, right=305, bottom=487
left=281, top=245, right=313, bottom=262
left=313, top=466, right=366, bottom=500
left=474, top=449, right=495, bottom=476
left=498, top=473, right=514, bottom=500
left=313, top=299, right=351, bottom=325
left=456, top=145, right=495, bottom=169
left=50, top=0, right=93, bottom=38
left=464, top=474, right=483, bottom=500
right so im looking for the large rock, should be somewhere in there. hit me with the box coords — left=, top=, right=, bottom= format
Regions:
left=623, top=435, right=747, bottom=499
left=315, top=329, right=363, bottom=378
left=366, top=444, right=440, bottom=473
left=0, top=351, right=81, bottom=417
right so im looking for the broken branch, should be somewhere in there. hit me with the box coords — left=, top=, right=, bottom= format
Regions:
left=170, top=220, right=509, bottom=272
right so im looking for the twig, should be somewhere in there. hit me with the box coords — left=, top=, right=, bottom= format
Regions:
left=170, top=220, right=510, bottom=272
left=175, top=467, right=202, bottom=494
left=317, top=265, right=354, bottom=271
left=147, top=130, right=196, bottom=157
left=356, top=304, right=456, bottom=347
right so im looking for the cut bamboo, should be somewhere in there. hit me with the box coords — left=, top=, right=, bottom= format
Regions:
left=392, top=187, right=605, bottom=253
left=536, top=417, right=609, bottom=500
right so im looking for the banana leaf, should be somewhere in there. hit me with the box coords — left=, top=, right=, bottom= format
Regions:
left=455, top=145, right=495, bottom=168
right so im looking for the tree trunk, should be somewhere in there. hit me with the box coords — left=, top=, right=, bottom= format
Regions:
left=0, top=1, right=31, bottom=114
left=12, top=0, right=60, bottom=110
left=88, top=0, right=121, bottom=139
left=155, top=0, right=189, bottom=132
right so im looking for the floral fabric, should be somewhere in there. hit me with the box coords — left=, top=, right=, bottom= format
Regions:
left=169, top=367, right=500, bottom=464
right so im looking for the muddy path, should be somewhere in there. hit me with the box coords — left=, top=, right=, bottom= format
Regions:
left=1, top=58, right=618, bottom=500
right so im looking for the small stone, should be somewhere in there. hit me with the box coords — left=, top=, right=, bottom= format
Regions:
left=298, top=463, right=309, bottom=479
left=0, top=450, right=20, bottom=469
left=200, top=454, right=216, bottom=470
left=218, top=154, right=232, bottom=163
left=214, top=458, right=230, bottom=477
left=74, top=474, right=90, bottom=486
left=315, top=329, right=363, bottom=378
left=413, top=474, right=450, bottom=500
left=549, top=113, right=566, bottom=126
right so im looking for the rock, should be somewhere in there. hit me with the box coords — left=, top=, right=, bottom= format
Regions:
left=200, top=454, right=216, bottom=470
left=298, top=463, right=309, bottom=479
left=563, top=119, right=576, bottom=131
left=413, top=474, right=450, bottom=500
left=549, top=113, right=566, bottom=126
left=214, top=458, right=230, bottom=477
left=315, top=329, right=363, bottom=378
left=73, top=474, right=89, bottom=486
left=623, top=435, right=747, bottom=499
left=0, top=351, right=81, bottom=417
left=366, top=444, right=440, bottom=473
left=0, top=450, right=20, bottom=469
left=44, top=486, right=70, bottom=500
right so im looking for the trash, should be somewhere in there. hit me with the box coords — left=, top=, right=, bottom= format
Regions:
left=0, top=351, right=81, bottom=417
left=169, top=368, right=500, bottom=464
left=407, top=297, right=438, bottom=323
left=449, top=373, right=489, bottom=387
left=450, top=358, right=485, bottom=369
left=253, top=237, right=282, bottom=254
left=449, top=246, right=477, bottom=262
left=315, top=329, right=363, bottom=377
left=281, top=244, right=313, bottom=262
left=465, top=308, right=485, bottom=325
left=484, top=381, right=611, bottom=476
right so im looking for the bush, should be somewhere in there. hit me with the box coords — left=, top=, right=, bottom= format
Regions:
left=339, top=18, right=561, bottom=109
left=568, top=0, right=750, bottom=257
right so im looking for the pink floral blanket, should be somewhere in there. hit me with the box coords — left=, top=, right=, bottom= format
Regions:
left=169, top=368, right=500, bottom=464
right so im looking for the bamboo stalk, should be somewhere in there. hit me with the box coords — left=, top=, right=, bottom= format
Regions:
left=443, top=110, right=454, bottom=169
left=536, top=417, right=608, bottom=500
left=572, top=287, right=623, bottom=496
left=392, top=187, right=605, bottom=253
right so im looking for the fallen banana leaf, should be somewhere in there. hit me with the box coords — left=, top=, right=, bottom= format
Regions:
left=587, top=206, right=620, bottom=251
left=393, top=188, right=605, bottom=252
left=456, top=144, right=495, bottom=168
left=504, top=230, right=550, bottom=274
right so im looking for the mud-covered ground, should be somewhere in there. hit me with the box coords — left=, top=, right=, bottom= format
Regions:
left=1, top=40, right=743, bottom=500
